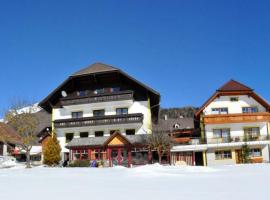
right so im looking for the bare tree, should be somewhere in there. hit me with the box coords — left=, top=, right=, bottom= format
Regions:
left=4, top=100, right=39, bottom=168
left=147, top=131, right=172, bottom=164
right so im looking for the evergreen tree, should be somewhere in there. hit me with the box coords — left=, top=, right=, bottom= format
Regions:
left=43, top=133, right=61, bottom=166
left=241, top=143, right=251, bottom=164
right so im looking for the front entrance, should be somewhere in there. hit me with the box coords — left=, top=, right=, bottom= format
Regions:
left=110, top=148, right=129, bottom=167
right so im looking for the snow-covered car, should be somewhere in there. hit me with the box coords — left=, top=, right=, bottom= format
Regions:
left=0, top=156, right=17, bottom=168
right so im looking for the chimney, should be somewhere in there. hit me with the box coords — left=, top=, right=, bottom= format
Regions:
left=164, top=115, right=168, bottom=120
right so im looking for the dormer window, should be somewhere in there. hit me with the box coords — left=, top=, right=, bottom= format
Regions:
left=242, top=107, right=258, bottom=113
left=230, top=97, right=239, bottom=102
left=77, top=90, right=88, bottom=97
left=212, top=107, right=228, bottom=114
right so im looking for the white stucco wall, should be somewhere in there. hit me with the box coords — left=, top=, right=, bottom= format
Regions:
left=53, top=100, right=152, bottom=154
left=203, top=95, right=266, bottom=115
left=205, top=122, right=269, bottom=139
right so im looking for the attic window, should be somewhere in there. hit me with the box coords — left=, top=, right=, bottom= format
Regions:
left=77, top=90, right=88, bottom=97
left=230, top=97, right=239, bottom=102
left=173, top=123, right=181, bottom=129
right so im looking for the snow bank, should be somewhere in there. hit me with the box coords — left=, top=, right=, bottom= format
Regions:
left=0, top=164, right=269, bottom=200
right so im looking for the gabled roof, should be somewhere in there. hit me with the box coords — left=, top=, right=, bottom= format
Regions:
left=195, top=79, right=270, bottom=117
left=66, top=134, right=149, bottom=148
left=217, top=79, right=253, bottom=92
left=0, top=122, right=22, bottom=144
left=71, top=63, right=118, bottom=77
left=39, top=62, right=160, bottom=118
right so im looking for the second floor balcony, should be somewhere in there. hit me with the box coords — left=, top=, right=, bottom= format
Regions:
left=54, top=113, right=144, bottom=128
left=207, top=135, right=270, bottom=144
left=202, top=112, right=270, bottom=124
left=60, top=90, right=134, bottom=106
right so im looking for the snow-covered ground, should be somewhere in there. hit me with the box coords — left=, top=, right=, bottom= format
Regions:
left=0, top=164, right=269, bottom=200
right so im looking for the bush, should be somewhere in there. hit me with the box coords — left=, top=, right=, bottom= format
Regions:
left=69, top=160, right=90, bottom=167
left=43, top=133, right=61, bottom=166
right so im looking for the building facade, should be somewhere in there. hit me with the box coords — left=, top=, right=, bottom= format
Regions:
left=196, top=80, right=270, bottom=166
left=39, top=63, right=161, bottom=167
left=171, top=80, right=270, bottom=166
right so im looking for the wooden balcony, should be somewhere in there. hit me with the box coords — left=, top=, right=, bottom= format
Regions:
left=54, top=113, right=143, bottom=128
left=207, top=135, right=270, bottom=144
left=60, top=90, right=134, bottom=106
left=202, top=112, right=270, bottom=124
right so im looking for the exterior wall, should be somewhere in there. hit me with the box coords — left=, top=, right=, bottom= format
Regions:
left=206, top=144, right=270, bottom=166
left=206, top=148, right=236, bottom=166
left=53, top=100, right=152, bottom=156
left=203, top=95, right=266, bottom=115
left=205, top=122, right=268, bottom=139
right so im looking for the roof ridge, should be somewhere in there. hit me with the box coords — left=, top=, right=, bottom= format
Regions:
left=217, top=79, right=253, bottom=92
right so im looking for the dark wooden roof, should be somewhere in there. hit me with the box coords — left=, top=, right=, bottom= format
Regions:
left=39, top=62, right=160, bottom=121
left=153, top=118, right=195, bottom=132
left=66, top=134, right=149, bottom=148
left=0, top=122, right=22, bottom=144
left=217, top=79, right=253, bottom=92
left=34, top=109, right=51, bottom=137
left=71, top=63, right=118, bottom=77
left=195, top=79, right=270, bottom=117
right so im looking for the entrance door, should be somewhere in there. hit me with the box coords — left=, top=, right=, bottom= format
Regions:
left=235, top=150, right=242, bottom=164
left=110, top=148, right=128, bottom=167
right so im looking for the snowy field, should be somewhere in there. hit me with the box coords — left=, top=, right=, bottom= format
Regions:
left=0, top=164, right=269, bottom=200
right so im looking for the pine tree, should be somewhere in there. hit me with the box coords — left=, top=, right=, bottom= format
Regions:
left=43, top=133, right=61, bottom=166
left=241, top=143, right=251, bottom=164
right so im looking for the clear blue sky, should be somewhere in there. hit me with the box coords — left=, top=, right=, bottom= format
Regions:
left=0, top=0, right=270, bottom=114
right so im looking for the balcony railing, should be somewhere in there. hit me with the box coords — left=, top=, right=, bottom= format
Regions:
left=60, top=90, right=134, bottom=106
left=54, top=113, right=143, bottom=128
left=172, top=135, right=270, bottom=146
left=207, top=135, right=270, bottom=144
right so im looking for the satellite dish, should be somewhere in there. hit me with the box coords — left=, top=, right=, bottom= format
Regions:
left=61, top=91, right=67, bottom=97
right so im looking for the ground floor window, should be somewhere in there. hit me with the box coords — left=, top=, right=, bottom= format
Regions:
left=215, top=150, right=232, bottom=160
left=131, top=150, right=148, bottom=165
left=249, top=149, right=262, bottom=157
left=30, top=155, right=42, bottom=161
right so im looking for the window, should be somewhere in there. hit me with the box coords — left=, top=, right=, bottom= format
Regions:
left=81, top=150, right=88, bottom=160
left=244, top=127, right=260, bottom=139
left=93, top=109, right=105, bottom=117
left=80, top=132, right=89, bottom=138
left=116, top=108, right=128, bottom=115
left=213, top=129, right=230, bottom=138
left=72, top=111, right=83, bottom=119
left=126, top=129, right=135, bottom=135
left=110, top=130, right=119, bottom=135
left=95, top=131, right=104, bottom=137
left=77, top=90, right=88, bottom=97
left=249, top=149, right=262, bottom=157
left=65, top=133, right=74, bottom=143
left=230, top=97, right=239, bottom=102
left=94, top=87, right=120, bottom=94
left=215, top=151, right=232, bottom=160
left=242, top=107, right=258, bottom=113
left=211, top=107, right=228, bottom=114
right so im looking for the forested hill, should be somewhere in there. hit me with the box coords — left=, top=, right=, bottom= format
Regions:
left=159, top=107, right=199, bottom=119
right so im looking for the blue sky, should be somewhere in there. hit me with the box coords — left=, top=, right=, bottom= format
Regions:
left=0, top=0, right=270, bottom=114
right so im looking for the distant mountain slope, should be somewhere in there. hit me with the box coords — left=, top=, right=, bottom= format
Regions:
left=159, top=107, right=199, bottom=119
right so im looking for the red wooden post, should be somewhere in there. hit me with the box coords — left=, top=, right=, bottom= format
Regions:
left=148, top=149, right=152, bottom=164
left=118, top=148, right=121, bottom=165
left=80, top=150, right=82, bottom=160
left=107, top=148, right=112, bottom=167
left=128, top=149, right=132, bottom=168
left=88, top=149, right=91, bottom=160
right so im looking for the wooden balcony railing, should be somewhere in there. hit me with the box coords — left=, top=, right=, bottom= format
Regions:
left=60, top=90, right=134, bottom=106
left=54, top=113, right=143, bottom=128
left=202, top=112, right=270, bottom=124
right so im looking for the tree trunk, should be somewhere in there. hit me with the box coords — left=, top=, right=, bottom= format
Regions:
left=158, top=148, right=162, bottom=164
left=26, top=150, right=31, bottom=168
